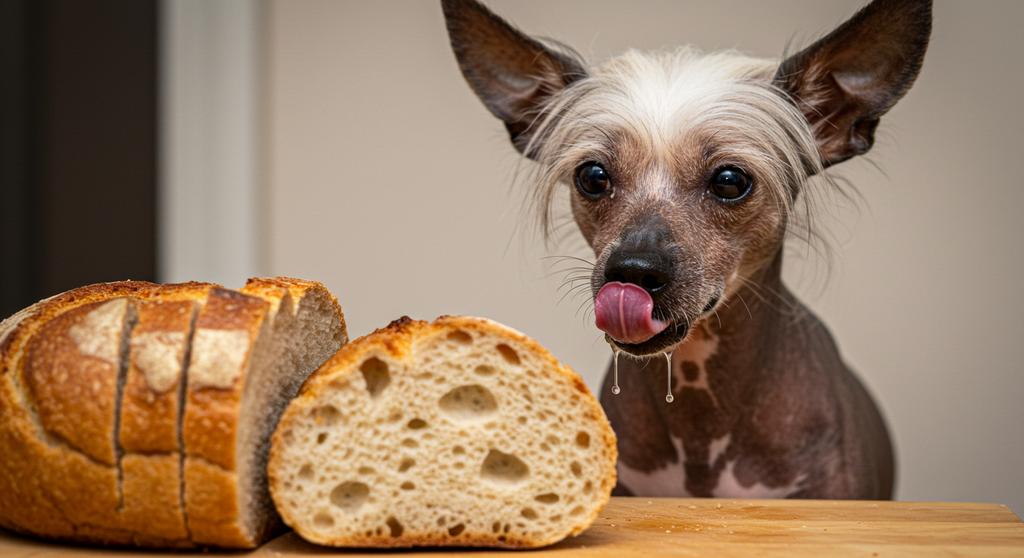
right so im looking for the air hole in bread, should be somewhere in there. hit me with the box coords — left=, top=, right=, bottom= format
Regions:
left=570, top=506, right=584, bottom=516
left=546, top=434, right=560, bottom=446
left=398, top=457, right=415, bottom=472
left=316, top=432, right=328, bottom=444
left=313, top=404, right=342, bottom=426
left=539, top=442, right=551, bottom=453
left=521, top=508, right=538, bottom=520
left=401, top=438, right=418, bottom=448
left=576, top=431, right=590, bottom=449
left=584, top=480, right=593, bottom=493
left=550, top=514, right=562, bottom=522
left=517, top=416, right=527, bottom=425
left=298, top=464, right=314, bottom=480
left=447, top=330, right=472, bottom=344
left=400, top=481, right=415, bottom=490
left=496, top=344, right=520, bottom=365
left=407, top=418, right=428, bottom=430
left=474, top=364, right=496, bottom=376
left=491, top=521, right=501, bottom=533
left=481, top=449, right=529, bottom=485
left=360, top=357, right=390, bottom=398
left=452, top=445, right=465, bottom=455
left=448, top=523, right=465, bottom=537
left=570, top=461, right=582, bottom=477
left=439, top=384, right=497, bottom=421
left=386, top=516, right=404, bottom=537
left=438, top=516, right=447, bottom=527
left=454, top=462, right=464, bottom=469
left=330, top=481, right=369, bottom=512
left=535, top=492, right=559, bottom=504
left=358, top=466, right=375, bottom=475
left=314, top=512, right=334, bottom=528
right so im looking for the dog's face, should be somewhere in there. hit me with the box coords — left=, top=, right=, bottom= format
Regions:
left=443, top=0, right=930, bottom=355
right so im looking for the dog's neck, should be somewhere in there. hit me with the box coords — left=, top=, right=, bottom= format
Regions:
left=671, top=246, right=795, bottom=372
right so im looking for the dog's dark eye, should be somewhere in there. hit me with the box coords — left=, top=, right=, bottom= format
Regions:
left=574, top=162, right=611, bottom=199
left=709, top=166, right=753, bottom=202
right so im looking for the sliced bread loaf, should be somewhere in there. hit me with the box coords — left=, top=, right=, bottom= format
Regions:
left=268, top=315, right=617, bottom=548
left=0, top=277, right=346, bottom=547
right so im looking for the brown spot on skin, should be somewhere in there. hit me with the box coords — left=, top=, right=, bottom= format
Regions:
left=681, top=361, right=700, bottom=382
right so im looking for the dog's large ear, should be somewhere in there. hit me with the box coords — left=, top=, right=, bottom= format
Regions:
left=775, top=0, right=932, bottom=168
left=442, top=0, right=586, bottom=158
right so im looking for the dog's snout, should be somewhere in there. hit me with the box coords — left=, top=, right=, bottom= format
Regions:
left=606, top=210, right=679, bottom=292
left=604, top=214, right=676, bottom=295
left=604, top=252, right=673, bottom=294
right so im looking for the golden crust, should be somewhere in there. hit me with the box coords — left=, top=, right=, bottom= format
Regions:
left=241, top=276, right=348, bottom=343
left=183, top=457, right=250, bottom=548
left=270, top=314, right=617, bottom=549
left=183, top=287, right=268, bottom=471
left=117, top=298, right=201, bottom=546
left=120, top=298, right=197, bottom=454
left=24, top=298, right=133, bottom=465
left=180, top=287, right=268, bottom=548
left=120, top=454, right=188, bottom=541
left=0, top=282, right=158, bottom=542
left=0, top=277, right=343, bottom=549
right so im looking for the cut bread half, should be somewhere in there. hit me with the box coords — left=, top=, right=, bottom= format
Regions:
left=269, top=315, right=617, bottom=548
left=0, top=277, right=346, bottom=548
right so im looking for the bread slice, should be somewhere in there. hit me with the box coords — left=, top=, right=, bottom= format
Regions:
left=0, top=277, right=346, bottom=548
left=184, top=278, right=348, bottom=547
left=119, top=294, right=204, bottom=542
left=269, top=315, right=617, bottom=549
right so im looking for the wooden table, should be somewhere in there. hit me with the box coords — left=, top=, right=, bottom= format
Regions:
left=2, top=497, right=1022, bottom=557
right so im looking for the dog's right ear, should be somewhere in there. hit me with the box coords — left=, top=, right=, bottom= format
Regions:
left=442, top=0, right=586, bottom=158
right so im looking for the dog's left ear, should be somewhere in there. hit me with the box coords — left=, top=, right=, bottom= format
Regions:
left=442, top=0, right=586, bottom=158
left=775, top=0, right=932, bottom=168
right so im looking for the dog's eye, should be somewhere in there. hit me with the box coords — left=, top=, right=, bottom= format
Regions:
left=709, top=166, right=753, bottom=202
left=574, top=162, right=611, bottom=199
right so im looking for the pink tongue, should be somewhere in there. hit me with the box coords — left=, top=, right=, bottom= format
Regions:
left=594, top=282, right=669, bottom=344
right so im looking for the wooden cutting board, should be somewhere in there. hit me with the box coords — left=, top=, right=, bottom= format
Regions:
left=1, top=497, right=1022, bottom=557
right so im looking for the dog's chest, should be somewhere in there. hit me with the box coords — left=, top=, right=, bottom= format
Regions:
left=610, top=326, right=810, bottom=498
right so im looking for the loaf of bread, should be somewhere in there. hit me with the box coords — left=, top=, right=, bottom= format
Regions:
left=269, top=315, right=617, bottom=548
left=0, top=277, right=347, bottom=548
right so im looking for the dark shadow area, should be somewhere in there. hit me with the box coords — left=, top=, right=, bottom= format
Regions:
left=0, top=0, right=158, bottom=318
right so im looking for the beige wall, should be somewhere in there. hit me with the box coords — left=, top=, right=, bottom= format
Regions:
left=265, top=0, right=1024, bottom=512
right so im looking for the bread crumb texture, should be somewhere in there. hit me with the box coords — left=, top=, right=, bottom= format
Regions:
left=269, top=316, right=617, bottom=549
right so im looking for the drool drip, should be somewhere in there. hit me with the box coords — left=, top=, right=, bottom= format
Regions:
left=664, top=351, right=674, bottom=403
left=611, top=348, right=621, bottom=395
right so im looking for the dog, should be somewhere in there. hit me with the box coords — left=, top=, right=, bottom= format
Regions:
left=442, top=0, right=931, bottom=499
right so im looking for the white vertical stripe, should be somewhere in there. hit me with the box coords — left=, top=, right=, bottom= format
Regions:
left=159, top=0, right=263, bottom=285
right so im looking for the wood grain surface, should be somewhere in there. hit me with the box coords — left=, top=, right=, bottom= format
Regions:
left=1, top=497, right=1021, bottom=557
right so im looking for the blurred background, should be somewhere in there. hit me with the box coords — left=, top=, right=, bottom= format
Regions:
left=1, top=0, right=1021, bottom=513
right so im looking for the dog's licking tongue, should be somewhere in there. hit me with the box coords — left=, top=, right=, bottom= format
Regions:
left=594, top=281, right=669, bottom=345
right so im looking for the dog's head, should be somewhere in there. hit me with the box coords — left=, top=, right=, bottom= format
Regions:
left=443, top=0, right=931, bottom=355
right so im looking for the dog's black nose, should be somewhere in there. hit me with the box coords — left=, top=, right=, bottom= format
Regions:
left=604, top=213, right=676, bottom=295
left=604, top=252, right=672, bottom=294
